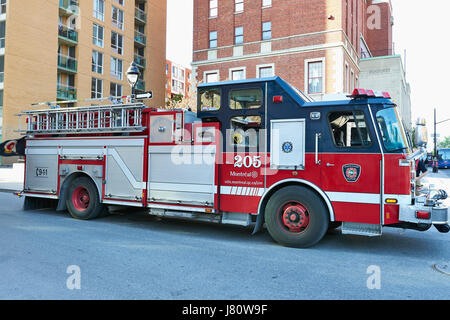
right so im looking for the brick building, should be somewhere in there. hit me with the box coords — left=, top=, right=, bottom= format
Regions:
left=192, top=0, right=394, bottom=101
left=165, top=59, right=192, bottom=102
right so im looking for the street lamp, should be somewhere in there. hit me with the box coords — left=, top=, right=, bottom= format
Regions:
left=126, top=62, right=140, bottom=100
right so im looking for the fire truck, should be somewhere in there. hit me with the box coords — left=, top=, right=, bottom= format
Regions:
left=15, top=77, right=449, bottom=248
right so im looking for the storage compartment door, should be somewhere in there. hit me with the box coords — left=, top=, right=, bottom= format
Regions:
left=148, top=145, right=216, bottom=207
left=270, top=119, right=306, bottom=170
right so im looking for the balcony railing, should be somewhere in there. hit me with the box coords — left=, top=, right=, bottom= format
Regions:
left=59, top=0, right=79, bottom=15
left=134, top=31, right=146, bottom=46
left=135, top=79, right=145, bottom=92
left=134, top=54, right=146, bottom=68
left=57, top=84, right=77, bottom=100
left=58, top=54, right=77, bottom=73
left=58, top=24, right=78, bottom=44
left=135, top=8, right=147, bottom=24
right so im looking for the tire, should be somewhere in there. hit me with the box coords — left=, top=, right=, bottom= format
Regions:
left=66, top=176, right=105, bottom=220
left=265, top=185, right=329, bottom=248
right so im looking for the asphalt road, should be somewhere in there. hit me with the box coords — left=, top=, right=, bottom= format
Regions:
left=0, top=174, right=449, bottom=300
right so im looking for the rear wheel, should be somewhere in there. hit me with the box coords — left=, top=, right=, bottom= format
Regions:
left=66, top=176, right=105, bottom=220
left=265, top=185, right=329, bottom=248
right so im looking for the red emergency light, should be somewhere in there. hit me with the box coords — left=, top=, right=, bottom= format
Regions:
left=382, top=92, right=391, bottom=99
left=350, top=88, right=392, bottom=100
left=273, top=95, right=283, bottom=103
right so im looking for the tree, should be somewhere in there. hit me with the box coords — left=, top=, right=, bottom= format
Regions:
left=439, top=136, right=450, bottom=148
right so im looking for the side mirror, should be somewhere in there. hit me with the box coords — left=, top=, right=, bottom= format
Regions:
left=415, top=117, right=428, bottom=147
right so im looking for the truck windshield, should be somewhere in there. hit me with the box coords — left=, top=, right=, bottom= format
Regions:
left=376, top=107, right=408, bottom=152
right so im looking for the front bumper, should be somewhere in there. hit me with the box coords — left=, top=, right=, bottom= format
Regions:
left=399, top=201, right=448, bottom=225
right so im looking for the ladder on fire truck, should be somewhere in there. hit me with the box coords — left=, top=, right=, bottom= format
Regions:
left=16, top=103, right=147, bottom=135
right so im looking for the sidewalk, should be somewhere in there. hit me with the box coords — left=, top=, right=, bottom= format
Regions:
left=0, top=163, right=24, bottom=192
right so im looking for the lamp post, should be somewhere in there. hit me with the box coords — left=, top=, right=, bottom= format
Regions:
left=126, top=62, right=140, bottom=102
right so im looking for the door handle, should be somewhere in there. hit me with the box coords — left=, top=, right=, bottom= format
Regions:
left=315, top=133, right=321, bottom=165
left=326, top=163, right=335, bottom=167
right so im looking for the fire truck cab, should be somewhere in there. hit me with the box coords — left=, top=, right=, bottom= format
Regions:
left=20, top=77, right=449, bottom=248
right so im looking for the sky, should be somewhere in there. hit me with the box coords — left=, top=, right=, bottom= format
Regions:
left=166, top=0, right=450, bottom=142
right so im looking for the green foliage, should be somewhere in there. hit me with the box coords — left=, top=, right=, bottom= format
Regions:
left=439, top=136, right=450, bottom=148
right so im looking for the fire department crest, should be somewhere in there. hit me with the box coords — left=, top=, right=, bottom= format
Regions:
left=342, top=164, right=361, bottom=183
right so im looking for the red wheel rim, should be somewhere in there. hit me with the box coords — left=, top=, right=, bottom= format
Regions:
left=278, top=201, right=310, bottom=233
left=72, top=186, right=90, bottom=211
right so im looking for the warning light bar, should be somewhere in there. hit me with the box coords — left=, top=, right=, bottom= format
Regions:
left=349, top=88, right=392, bottom=100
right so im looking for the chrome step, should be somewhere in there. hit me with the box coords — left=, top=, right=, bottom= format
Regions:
left=342, top=222, right=382, bottom=237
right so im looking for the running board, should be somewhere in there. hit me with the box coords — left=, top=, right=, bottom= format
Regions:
left=342, top=222, right=382, bottom=237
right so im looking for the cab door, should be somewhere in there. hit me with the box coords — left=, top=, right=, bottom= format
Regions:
left=319, top=108, right=382, bottom=225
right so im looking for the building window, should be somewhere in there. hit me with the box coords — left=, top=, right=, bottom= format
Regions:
left=110, top=57, right=123, bottom=80
left=92, top=23, right=104, bottom=47
left=235, top=0, right=244, bottom=13
left=258, top=65, right=274, bottom=78
left=91, top=78, right=103, bottom=98
left=230, top=68, right=245, bottom=81
left=114, top=0, right=124, bottom=6
left=350, top=70, right=354, bottom=92
left=111, top=31, right=123, bottom=55
left=262, top=0, right=272, bottom=8
left=262, top=21, right=271, bottom=40
left=205, top=72, right=219, bottom=83
left=92, top=50, right=103, bottom=74
left=93, top=0, right=105, bottom=21
left=112, top=6, right=124, bottom=30
left=308, top=61, right=323, bottom=94
left=209, top=0, right=218, bottom=18
left=344, top=64, right=349, bottom=93
left=235, top=26, right=243, bottom=45
left=110, top=82, right=123, bottom=97
left=209, top=31, right=217, bottom=48
left=0, top=21, right=5, bottom=49
left=0, top=0, right=6, bottom=15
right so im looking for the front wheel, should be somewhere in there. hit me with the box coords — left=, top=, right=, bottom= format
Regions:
left=265, top=185, right=329, bottom=248
left=66, top=176, right=105, bottom=220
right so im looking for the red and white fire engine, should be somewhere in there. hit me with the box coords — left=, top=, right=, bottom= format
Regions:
left=15, top=77, right=449, bottom=247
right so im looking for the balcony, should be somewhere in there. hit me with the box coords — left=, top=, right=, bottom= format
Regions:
left=135, top=79, right=145, bottom=92
left=59, top=0, right=79, bottom=16
left=57, top=84, right=77, bottom=100
left=134, top=31, right=146, bottom=47
left=134, top=54, right=146, bottom=69
left=135, top=8, right=147, bottom=25
left=58, top=24, right=78, bottom=45
left=58, top=54, right=77, bottom=74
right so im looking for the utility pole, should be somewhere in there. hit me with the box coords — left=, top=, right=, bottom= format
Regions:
left=433, top=108, right=438, bottom=173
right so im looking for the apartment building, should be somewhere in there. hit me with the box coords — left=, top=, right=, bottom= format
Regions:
left=0, top=0, right=167, bottom=160
left=192, top=0, right=393, bottom=101
left=165, top=59, right=192, bottom=102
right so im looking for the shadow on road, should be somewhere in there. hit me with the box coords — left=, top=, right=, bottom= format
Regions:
left=15, top=198, right=447, bottom=261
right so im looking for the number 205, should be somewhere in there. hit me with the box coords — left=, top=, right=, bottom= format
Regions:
left=234, top=155, right=262, bottom=168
